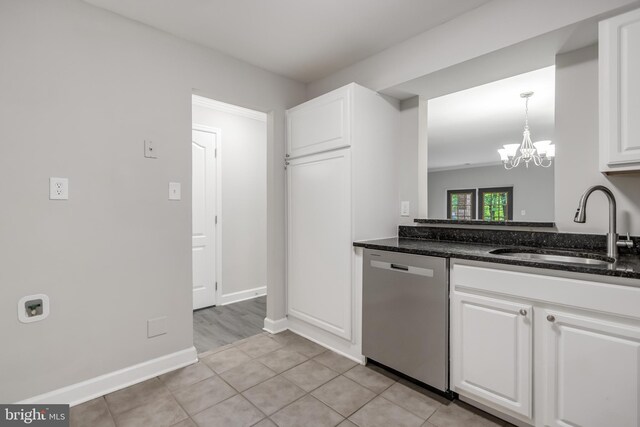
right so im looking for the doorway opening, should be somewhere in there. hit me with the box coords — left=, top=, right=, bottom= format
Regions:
left=191, top=94, right=268, bottom=354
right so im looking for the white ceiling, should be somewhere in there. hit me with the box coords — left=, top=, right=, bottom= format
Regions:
left=81, top=0, right=490, bottom=83
left=428, top=66, right=556, bottom=171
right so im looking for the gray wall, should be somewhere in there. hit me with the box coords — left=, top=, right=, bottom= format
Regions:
left=0, top=0, right=305, bottom=403
left=397, top=98, right=420, bottom=224
left=554, top=45, right=640, bottom=234
left=192, top=104, right=267, bottom=301
left=428, top=164, right=555, bottom=221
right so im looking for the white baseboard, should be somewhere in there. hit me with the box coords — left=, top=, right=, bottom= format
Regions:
left=263, top=317, right=288, bottom=334
left=18, top=346, right=198, bottom=407
left=218, top=286, right=266, bottom=306
left=287, top=316, right=365, bottom=364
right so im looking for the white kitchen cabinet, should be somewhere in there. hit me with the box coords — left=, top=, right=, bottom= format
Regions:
left=286, top=85, right=351, bottom=158
left=451, top=261, right=640, bottom=427
left=542, top=309, right=640, bottom=427
left=599, top=8, right=640, bottom=172
left=451, top=291, right=533, bottom=419
left=285, top=83, right=399, bottom=359
left=287, top=149, right=352, bottom=339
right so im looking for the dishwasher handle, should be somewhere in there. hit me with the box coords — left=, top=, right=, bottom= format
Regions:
left=370, top=260, right=434, bottom=277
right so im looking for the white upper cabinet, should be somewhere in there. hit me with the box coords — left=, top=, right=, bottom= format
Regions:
left=599, top=8, right=640, bottom=172
left=286, top=85, right=351, bottom=158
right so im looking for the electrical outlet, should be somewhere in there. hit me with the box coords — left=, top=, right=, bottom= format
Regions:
left=144, top=140, right=157, bottom=158
left=49, top=177, right=69, bottom=200
left=18, top=294, right=50, bottom=323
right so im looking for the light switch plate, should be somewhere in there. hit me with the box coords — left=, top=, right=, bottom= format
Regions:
left=169, top=182, right=181, bottom=200
left=144, top=140, right=157, bottom=158
left=49, top=177, right=69, bottom=200
left=401, top=201, right=411, bottom=217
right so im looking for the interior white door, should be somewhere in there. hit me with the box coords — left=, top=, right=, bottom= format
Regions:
left=192, top=128, right=217, bottom=310
left=286, top=148, right=352, bottom=339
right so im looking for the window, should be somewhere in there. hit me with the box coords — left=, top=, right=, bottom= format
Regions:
left=447, top=189, right=476, bottom=220
left=479, top=187, right=513, bottom=221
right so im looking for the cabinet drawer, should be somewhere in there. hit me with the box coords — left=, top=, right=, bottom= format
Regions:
left=452, top=262, right=640, bottom=320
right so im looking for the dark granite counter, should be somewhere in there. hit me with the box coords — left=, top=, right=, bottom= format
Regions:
left=353, top=237, right=640, bottom=280
left=414, top=219, right=556, bottom=228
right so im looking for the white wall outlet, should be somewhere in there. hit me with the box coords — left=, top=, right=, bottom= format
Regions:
left=49, top=177, right=69, bottom=200
left=168, top=182, right=181, bottom=200
left=147, top=316, right=167, bottom=338
left=144, top=140, right=157, bottom=159
left=521, top=209, right=526, bottom=216
left=18, top=294, right=50, bottom=323
left=401, top=201, right=411, bottom=217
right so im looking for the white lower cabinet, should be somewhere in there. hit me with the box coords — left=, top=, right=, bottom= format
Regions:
left=542, top=309, right=640, bottom=427
left=451, top=292, right=532, bottom=419
left=451, top=261, right=640, bottom=427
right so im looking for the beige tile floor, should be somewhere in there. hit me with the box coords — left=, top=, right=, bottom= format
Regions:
left=70, top=331, right=514, bottom=427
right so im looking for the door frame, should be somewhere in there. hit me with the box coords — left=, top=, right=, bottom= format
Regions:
left=192, top=123, right=222, bottom=307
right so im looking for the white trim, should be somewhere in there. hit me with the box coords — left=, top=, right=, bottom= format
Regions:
left=263, top=317, right=289, bottom=334
left=287, top=320, right=365, bottom=364
left=192, top=95, right=267, bottom=122
left=192, top=124, right=222, bottom=307
left=429, top=160, right=505, bottom=173
left=218, top=286, right=267, bottom=306
left=19, top=347, right=198, bottom=407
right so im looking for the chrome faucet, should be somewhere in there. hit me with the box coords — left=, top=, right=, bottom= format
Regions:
left=574, top=185, right=633, bottom=259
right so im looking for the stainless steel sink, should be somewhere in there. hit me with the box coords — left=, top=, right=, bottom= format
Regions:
left=490, top=248, right=615, bottom=267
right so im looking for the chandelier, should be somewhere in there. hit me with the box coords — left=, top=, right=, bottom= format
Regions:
left=498, top=92, right=555, bottom=169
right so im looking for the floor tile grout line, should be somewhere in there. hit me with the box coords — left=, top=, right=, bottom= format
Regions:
left=104, top=377, right=176, bottom=421
left=307, top=379, right=367, bottom=420
left=267, top=391, right=346, bottom=424
left=100, top=396, right=118, bottom=427
left=380, top=382, right=443, bottom=421
left=163, top=373, right=201, bottom=425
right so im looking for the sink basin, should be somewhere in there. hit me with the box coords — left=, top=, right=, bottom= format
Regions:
left=490, top=248, right=615, bottom=267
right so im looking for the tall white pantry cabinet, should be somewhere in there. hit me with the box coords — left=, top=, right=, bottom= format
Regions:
left=285, top=83, right=399, bottom=360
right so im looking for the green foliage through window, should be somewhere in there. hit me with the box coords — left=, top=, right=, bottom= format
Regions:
left=481, top=192, right=508, bottom=221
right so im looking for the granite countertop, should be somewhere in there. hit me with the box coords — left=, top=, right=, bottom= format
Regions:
left=413, top=219, right=556, bottom=228
left=353, top=237, right=640, bottom=280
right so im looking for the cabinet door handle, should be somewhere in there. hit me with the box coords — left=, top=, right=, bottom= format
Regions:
left=519, top=309, right=527, bottom=316
left=547, top=314, right=556, bottom=322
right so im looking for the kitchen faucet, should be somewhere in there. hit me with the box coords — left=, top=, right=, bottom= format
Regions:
left=574, top=185, right=633, bottom=259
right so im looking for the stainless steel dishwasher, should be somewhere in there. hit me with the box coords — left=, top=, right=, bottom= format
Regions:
left=362, top=249, right=449, bottom=392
